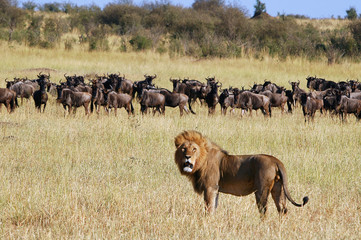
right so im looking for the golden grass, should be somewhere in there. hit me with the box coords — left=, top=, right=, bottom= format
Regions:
left=0, top=44, right=360, bottom=239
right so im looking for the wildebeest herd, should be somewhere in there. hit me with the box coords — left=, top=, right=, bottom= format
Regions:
left=1, top=72, right=361, bottom=122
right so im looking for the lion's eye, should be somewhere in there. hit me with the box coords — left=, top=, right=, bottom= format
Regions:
left=192, top=148, right=196, bottom=152
left=182, top=148, right=186, bottom=152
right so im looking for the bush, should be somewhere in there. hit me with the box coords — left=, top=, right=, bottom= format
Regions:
left=129, top=35, right=152, bottom=51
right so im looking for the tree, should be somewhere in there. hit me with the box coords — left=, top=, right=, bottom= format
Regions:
left=0, top=0, right=25, bottom=41
left=253, top=0, right=266, bottom=18
left=346, top=7, right=357, bottom=20
left=192, top=0, right=225, bottom=11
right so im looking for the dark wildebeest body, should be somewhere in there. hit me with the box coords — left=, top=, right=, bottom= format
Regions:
left=91, top=82, right=108, bottom=114
left=140, top=90, right=165, bottom=115
left=107, top=91, right=134, bottom=116
left=7, top=81, right=35, bottom=104
left=170, top=78, right=200, bottom=114
left=336, top=95, right=361, bottom=121
left=323, top=95, right=338, bottom=115
left=0, top=88, right=17, bottom=113
left=32, top=76, right=49, bottom=112
left=260, top=90, right=287, bottom=113
left=148, top=88, right=190, bottom=116
left=250, top=83, right=264, bottom=93
left=235, top=91, right=271, bottom=117
left=262, top=81, right=283, bottom=93
left=300, top=93, right=323, bottom=122
left=219, top=88, right=235, bottom=115
left=289, top=80, right=306, bottom=107
left=205, top=81, right=221, bottom=115
left=59, top=89, right=92, bottom=116
left=133, top=74, right=157, bottom=99
left=350, top=92, right=361, bottom=101
left=285, top=90, right=294, bottom=113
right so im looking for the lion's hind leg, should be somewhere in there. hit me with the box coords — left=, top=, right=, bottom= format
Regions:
left=255, top=182, right=273, bottom=217
left=271, top=179, right=288, bottom=215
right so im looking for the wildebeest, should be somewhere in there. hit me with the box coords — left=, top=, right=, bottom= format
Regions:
left=32, top=74, right=49, bottom=112
left=336, top=93, right=361, bottom=121
left=0, top=88, right=17, bottom=113
left=219, top=88, right=235, bottom=115
left=6, top=79, right=35, bottom=104
left=285, top=90, right=294, bottom=113
left=260, top=90, right=288, bottom=114
left=300, top=93, right=323, bottom=122
left=250, top=83, right=264, bottom=93
left=147, top=88, right=190, bottom=116
left=170, top=78, right=199, bottom=114
left=306, top=76, right=338, bottom=91
left=106, top=91, right=134, bottom=116
left=107, top=73, right=134, bottom=96
left=289, top=80, right=306, bottom=107
left=350, top=92, right=361, bottom=101
left=139, top=89, right=165, bottom=115
left=234, top=90, right=271, bottom=117
left=262, top=81, right=283, bottom=93
left=133, top=74, right=157, bottom=100
left=322, top=93, right=338, bottom=115
left=205, top=81, right=221, bottom=115
left=90, top=80, right=108, bottom=114
left=58, top=89, right=92, bottom=116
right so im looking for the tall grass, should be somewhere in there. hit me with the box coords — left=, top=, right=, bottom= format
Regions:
left=0, top=44, right=360, bottom=239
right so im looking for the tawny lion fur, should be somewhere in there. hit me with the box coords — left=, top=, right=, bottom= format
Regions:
left=174, top=130, right=308, bottom=216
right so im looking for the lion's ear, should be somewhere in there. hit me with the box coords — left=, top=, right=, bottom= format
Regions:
left=174, top=135, right=184, bottom=148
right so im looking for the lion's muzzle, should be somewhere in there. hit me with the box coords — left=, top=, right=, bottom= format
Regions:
left=183, top=158, right=194, bottom=172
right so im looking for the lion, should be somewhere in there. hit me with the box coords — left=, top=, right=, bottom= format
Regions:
left=174, top=130, right=308, bottom=217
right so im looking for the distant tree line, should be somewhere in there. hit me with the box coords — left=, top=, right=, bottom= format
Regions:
left=1, top=0, right=361, bottom=63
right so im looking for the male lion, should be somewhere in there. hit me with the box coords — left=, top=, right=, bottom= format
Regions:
left=174, top=130, right=308, bottom=216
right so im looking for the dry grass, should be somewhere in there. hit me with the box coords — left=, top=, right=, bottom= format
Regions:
left=0, top=44, right=360, bottom=239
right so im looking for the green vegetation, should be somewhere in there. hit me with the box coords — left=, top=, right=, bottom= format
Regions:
left=1, top=0, right=361, bottom=62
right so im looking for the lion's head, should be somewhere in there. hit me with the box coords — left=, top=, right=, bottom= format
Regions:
left=174, top=130, right=210, bottom=174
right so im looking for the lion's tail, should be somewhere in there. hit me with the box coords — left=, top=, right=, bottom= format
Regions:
left=277, top=163, right=309, bottom=207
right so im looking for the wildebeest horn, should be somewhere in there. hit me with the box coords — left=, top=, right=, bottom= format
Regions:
left=297, top=80, right=300, bottom=84
left=59, top=79, right=63, bottom=84
left=5, top=78, right=8, bottom=82
left=64, top=73, right=67, bottom=77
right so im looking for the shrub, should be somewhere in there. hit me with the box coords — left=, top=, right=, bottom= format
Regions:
left=129, top=35, right=152, bottom=51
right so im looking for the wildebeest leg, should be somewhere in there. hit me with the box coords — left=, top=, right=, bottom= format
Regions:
left=248, top=108, right=252, bottom=117
left=5, top=101, right=11, bottom=113
left=84, top=102, right=90, bottom=115
left=183, top=105, right=190, bottom=115
left=126, top=104, right=131, bottom=116
left=271, top=180, right=287, bottom=215
left=114, top=107, right=117, bottom=116
left=188, top=99, right=196, bottom=114
left=42, top=103, right=46, bottom=113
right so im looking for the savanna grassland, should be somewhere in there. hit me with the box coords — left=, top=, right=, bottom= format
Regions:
left=0, top=43, right=360, bottom=239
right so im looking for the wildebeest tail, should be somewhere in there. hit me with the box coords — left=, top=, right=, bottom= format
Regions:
left=277, top=162, right=309, bottom=207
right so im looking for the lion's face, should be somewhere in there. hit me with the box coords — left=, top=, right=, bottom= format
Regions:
left=175, top=141, right=201, bottom=173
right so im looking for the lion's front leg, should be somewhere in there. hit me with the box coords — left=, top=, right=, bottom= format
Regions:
left=204, top=185, right=219, bottom=214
